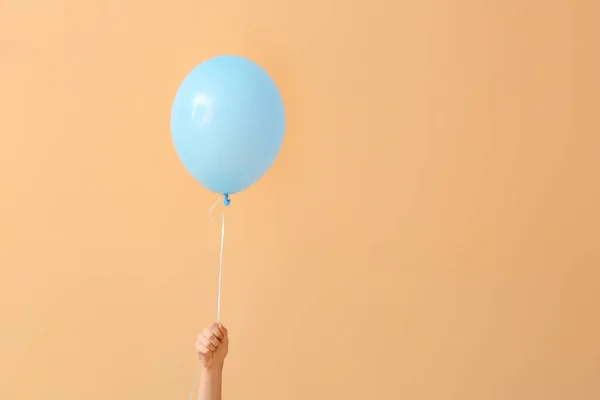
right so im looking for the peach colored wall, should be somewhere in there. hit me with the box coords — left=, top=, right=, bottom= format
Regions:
left=1, top=1, right=598, bottom=399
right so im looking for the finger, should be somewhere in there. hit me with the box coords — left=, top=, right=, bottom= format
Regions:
left=208, top=334, right=221, bottom=347
left=210, top=323, right=225, bottom=340
left=217, top=323, right=228, bottom=339
left=195, top=343, right=212, bottom=356
left=199, top=335, right=217, bottom=352
left=203, top=329, right=221, bottom=347
left=196, top=335, right=210, bottom=350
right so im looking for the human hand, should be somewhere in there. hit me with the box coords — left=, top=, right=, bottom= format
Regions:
left=195, top=323, right=228, bottom=370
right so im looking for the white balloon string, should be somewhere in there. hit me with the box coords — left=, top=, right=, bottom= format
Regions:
left=187, top=195, right=227, bottom=400
left=208, top=195, right=226, bottom=321
left=215, top=206, right=225, bottom=322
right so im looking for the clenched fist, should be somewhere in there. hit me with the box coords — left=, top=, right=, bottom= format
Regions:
left=195, top=323, right=228, bottom=370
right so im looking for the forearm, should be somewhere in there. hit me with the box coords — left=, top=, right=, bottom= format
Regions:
left=195, top=323, right=228, bottom=400
left=198, top=366, right=223, bottom=400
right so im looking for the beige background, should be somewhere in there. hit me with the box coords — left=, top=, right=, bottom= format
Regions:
left=1, top=1, right=599, bottom=399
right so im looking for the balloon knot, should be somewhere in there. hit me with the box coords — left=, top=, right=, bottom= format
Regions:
left=223, top=194, right=231, bottom=207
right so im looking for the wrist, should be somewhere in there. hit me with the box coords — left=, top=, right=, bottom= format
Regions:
left=202, top=363, right=224, bottom=377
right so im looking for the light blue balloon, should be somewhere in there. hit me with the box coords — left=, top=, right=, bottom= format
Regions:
left=170, top=55, right=285, bottom=197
